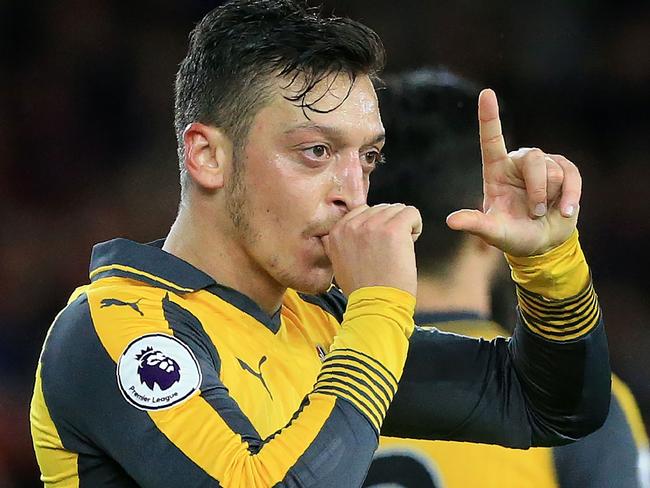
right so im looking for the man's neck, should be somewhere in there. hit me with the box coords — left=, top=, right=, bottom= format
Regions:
left=163, top=206, right=285, bottom=316
left=416, top=277, right=491, bottom=317
left=416, top=255, right=493, bottom=317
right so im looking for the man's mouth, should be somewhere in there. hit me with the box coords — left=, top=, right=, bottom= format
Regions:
left=306, top=227, right=330, bottom=241
left=311, top=235, right=327, bottom=248
left=304, top=217, right=339, bottom=241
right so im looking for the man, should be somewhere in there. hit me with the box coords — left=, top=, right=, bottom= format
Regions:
left=30, top=1, right=610, bottom=486
left=364, top=68, right=649, bottom=488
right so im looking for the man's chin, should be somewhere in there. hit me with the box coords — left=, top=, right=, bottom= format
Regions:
left=290, top=270, right=334, bottom=296
left=295, top=282, right=333, bottom=295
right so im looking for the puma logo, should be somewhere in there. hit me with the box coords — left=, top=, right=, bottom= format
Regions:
left=100, top=298, right=144, bottom=316
left=237, top=356, right=273, bottom=399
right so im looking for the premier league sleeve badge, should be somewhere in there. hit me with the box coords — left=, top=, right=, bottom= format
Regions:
left=117, top=333, right=202, bottom=411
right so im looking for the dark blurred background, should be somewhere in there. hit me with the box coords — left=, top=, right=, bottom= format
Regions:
left=1, top=0, right=649, bottom=485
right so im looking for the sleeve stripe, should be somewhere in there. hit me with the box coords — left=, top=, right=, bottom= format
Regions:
left=517, top=281, right=594, bottom=309
left=520, top=305, right=601, bottom=336
left=520, top=308, right=600, bottom=337
left=521, top=300, right=600, bottom=334
left=519, top=296, right=598, bottom=329
left=520, top=307, right=601, bottom=340
left=328, top=348, right=398, bottom=392
left=518, top=286, right=594, bottom=316
left=518, top=290, right=594, bottom=319
left=314, top=375, right=385, bottom=424
left=318, top=364, right=391, bottom=410
left=316, top=371, right=388, bottom=417
left=313, top=385, right=382, bottom=433
left=315, top=360, right=390, bottom=416
left=520, top=316, right=600, bottom=341
left=516, top=281, right=601, bottom=341
left=520, top=289, right=599, bottom=329
left=312, top=348, right=401, bottom=433
left=320, top=359, right=393, bottom=404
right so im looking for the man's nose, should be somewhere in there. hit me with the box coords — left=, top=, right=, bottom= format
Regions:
left=329, top=155, right=367, bottom=212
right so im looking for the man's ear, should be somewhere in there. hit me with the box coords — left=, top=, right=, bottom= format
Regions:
left=182, top=122, right=234, bottom=190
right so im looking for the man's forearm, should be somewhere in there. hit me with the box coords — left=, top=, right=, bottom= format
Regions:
left=382, top=233, right=611, bottom=447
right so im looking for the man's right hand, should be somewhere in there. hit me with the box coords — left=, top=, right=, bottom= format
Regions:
left=321, top=203, right=422, bottom=297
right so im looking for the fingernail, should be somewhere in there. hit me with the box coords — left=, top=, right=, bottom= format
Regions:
left=563, top=205, right=574, bottom=217
left=534, top=203, right=546, bottom=217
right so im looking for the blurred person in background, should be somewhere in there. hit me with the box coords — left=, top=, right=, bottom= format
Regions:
left=363, top=68, right=649, bottom=488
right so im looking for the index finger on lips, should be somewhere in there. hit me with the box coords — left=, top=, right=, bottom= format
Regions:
left=337, top=203, right=402, bottom=233
left=358, top=203, right=407, bottom=227
left=335, top=204, right=370, bottom=227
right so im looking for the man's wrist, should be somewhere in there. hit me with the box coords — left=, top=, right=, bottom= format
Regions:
left=505, top=230, right=589, bottom=299
left=346, top=286, right=416, bottom=338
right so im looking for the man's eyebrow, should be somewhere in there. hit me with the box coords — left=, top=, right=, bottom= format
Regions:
left=284, top=122, right=385, bottom=146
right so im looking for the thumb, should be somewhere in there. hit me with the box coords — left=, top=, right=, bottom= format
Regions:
left=446, top=209, right=497, bottom=240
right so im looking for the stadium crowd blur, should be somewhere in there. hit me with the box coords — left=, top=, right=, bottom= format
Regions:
left=2, top=0, right=649, bottom=485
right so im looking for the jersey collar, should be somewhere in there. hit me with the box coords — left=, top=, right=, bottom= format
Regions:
left=90, top=238, right=215, bottom=293
left=90, top=238, right=282, bottom=333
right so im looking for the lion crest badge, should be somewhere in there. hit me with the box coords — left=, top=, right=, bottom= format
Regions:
left=117, top=333, right=201, bottom=411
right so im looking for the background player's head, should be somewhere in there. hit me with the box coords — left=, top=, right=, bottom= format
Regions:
left=173, top=0, right=387, bottom=295
left=370, top=68, right=483, bottom=276
left=370, top=68, right=512, bottom=316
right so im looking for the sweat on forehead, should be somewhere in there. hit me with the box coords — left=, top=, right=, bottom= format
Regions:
left=279, top=71, right=375, bottom=116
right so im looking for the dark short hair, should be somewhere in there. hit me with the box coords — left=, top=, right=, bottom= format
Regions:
left=174, top=0, right=386, bottom=197
left=369, top=68, right=484, bottom=276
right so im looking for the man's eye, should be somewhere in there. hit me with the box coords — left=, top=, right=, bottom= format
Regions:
left=304, top=145, right=330, bottom=160
left=363, top=151, right=385, bottom=166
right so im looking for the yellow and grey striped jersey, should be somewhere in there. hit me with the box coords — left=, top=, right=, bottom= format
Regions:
left=31, top=233, right=611, bottom=487
left=30, top=237, right=415, bottom=487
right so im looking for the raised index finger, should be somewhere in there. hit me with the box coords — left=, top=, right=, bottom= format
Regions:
left=478, top=89, right=509, bottom=165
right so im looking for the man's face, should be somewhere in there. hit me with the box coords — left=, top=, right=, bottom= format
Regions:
left=227, top=73, right=385, bottom=295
